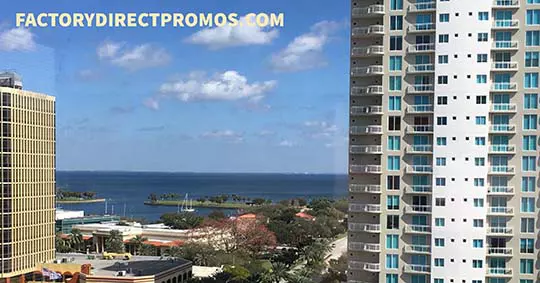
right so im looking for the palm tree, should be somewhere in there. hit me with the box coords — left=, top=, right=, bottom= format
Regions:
left=300, top=240, right=332, bottom=269
left=287, top=269, right=312, bottom=283
left=261, top=262, right=290, bottom=283
left=129, top=235, right=148, bottom=255
left=55, top=232, right=71, bottom=253
left=70, top=229, right=84, bottom=252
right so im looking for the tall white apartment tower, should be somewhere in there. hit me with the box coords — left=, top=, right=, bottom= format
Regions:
left=348, top=1, right=540, bottom=283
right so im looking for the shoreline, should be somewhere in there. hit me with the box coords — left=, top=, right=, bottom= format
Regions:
left=57, top=198, right=106, bottom=204
left=143, top=200, right=254, bottom=209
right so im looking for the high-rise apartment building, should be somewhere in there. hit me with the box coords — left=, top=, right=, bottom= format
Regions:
left=348, top=1, right=540, bottom=282
left=0, top=72, right=56, bottom=280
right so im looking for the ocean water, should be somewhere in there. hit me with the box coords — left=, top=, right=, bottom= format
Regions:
left=56, top=171, right=348, bottom=221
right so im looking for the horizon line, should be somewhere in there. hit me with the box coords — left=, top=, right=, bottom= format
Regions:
left=56, top=169, right=348, bottom=175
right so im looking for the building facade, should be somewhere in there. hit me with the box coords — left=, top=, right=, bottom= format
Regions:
left=0, top=72, right=56, bottom=279
left=348, top=1, right=539, bottom=282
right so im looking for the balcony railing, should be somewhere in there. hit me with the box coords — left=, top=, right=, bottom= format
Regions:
left=489, top=124, right=516, bottom=133
left=350, top=165, right=382, bottom=174
left=406, top=125, right=434, bottom=134
left=408, top=84, right=434, bottom=93
left=351, top=85, right=383, bottom=96
left=491, top=82, right=518, bottom=91
left=351, top=46, right=384, bottom=57
left=352, top=25, right=385, bottom=37
left=350, top=145, right=383, bottom=154
left=349, top=242, right=381, bottom=252
left=350, top=126, right=383, bottom=135
left=404, top=205, right=431, bottom=214
left=487, top=226, right=513, bottom=236
left=405, top=185, right=432, bottom=194
left=493, top=20, right=519, bottom=29
left=408, top=2, right=436, bottom=12
left=492, top=41, right=519, bottom=50
left=404, top=224, right=431, bottom=234
left=490, top=103, right=517, bottom=112
left=406, top=145, right=433, bottom=153
left=350, top=106, right=383, bottom=115
left=489, top=166, right=515, bottom=174
left=408, top=43, right=435, bottom=53
left=352, top=5, right=385, bottom=17
left=349, top=261, right=381, bottom=272
left=486, top=268, right=513, bottom=276
left=349, top=223, right=381, bottom=233
left=488, top=186, right=514, bottom=195
left=406, top=105, right=434, bottom=113
left=493, top=0, right=519, bottom=8
left=487, top=206, right=514, bottom=215
left=349, top=203, right=381, bottom=213
left=489, top=145, right=516, bottom=154
left=403, top=264, right=431, bottom=274
left=351, top=66, right=384, bottom=76
left=491, top=62, right=518, bottom=71
left=349, top=184, right=381, bottom=194
left=408, top=23, right=435, bottom=32
left=406, top=165, right=433, bottom=174
left=404, top=244, right=431, bottom=254
left=407, top=64, right=435, bottom=73
left=487, top=247, right=513, bottom=256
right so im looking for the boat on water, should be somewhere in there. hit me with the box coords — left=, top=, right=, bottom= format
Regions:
left=178, top=193, right=196, bottom=213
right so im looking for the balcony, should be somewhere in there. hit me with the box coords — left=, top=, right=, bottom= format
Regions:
left=487, top=186, right=514, bottom=195
left=351, top=106, right=383, bottom=115
left=489, top=124, right=516, bottom=134
left=403, top=264, right=431, bottom=274
left=408, top=23, right=435, bottom=33
left=351, top=46, right=384, bottom=57
left=350, top=145, right=383, bottom=154
left=350, top=126, right=383, bottom=135
left=487, top=206, right=514, bottom=216
left=408, top=2, right=436, bottom=12
left=407, top=84, right=434, bottom=93
left=349, top=242, right=381, bottom=252
left=406, top=105, right=434, bottom=114
left=487, top=247, right=513, bottom=257
left=493, top=0, right=520, bottom=8
left=406, top=165, right=433, bottom=174
left=491, top=62, right=518, bottom=71
left=352, top=25, right=385, bottom=37
left=406, top=145, right=433, bottom=154
left=404, top=224, right=431, bottom=234
left=349, top=184, right=381, bottom=194
left=348, top=223, right=381, bottom=233
left=491, top=83, right=518, bottom=92
left=408, top=43, right=435, bottom=53
left=492, top=20, right=519, bottom=30
left=350, top=165, right=382, bottom=174
left=351, top=66, right=384, bottom=77
left=352, top=5, right=385, bottom=18
left=490, top=103, right=517, bottom=113
left=403, top=244, right=431, bottom=254
left=486, top=268, right=513, bottom=277
left=349, top=203, right=381, bottom=213
left=406, top=125, right=434, bottom=134
left=489, top=166, right=515, bottom=175
left=489, top=145, right=516, bottom=154
left=492, top=41, right=519, bottom=50
left=349, top=261, right=381, bottom=272
left=487, top=226, right=513, bottom=236
left=405, top=185, right=432, bottom=194
left=351, top=85, right=383, bottom=96
left=404, top=205, right=431, bottom=214
left=407, top=64, right=435, bottom=74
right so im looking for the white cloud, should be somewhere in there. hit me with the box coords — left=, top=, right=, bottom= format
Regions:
left=0, top=28, right=36, bottom=51
left=143, top=98, right=160, bottom=110
left=97, top=41, right=170, bottom=71
left=186, top=16, right=279, bottom=49
left=271, top=20, right=342, bottom=72
left=159, top=71, right=276, bottom=102
left=200, top=130, right=244, bottom=143
left=278, top=140, right=296, bottom=147
left=302, top=120, right=338, bottom=139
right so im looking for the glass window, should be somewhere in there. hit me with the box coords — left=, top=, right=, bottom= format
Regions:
left=437, top=137, right=447, bottom=146
left=523, top=156, right=536, bottom=171
left=438, top=55, right=448, bottom=64
left=476, top=75, right=487, bottom=84
left=521, top=197, right=535, bottom=213
left=436, top=177, right=446, bottom=186
left=527, top=10, right=540, bottom=25
left=389, top=56, right=402, bottom=71
left=520, top=238, right=534, bottom=253
left=478, top=12, right=489, bottom=21
left=386, top=235, right=399, bottom=249
left=390, top=16, right=403, bottom=30
left=439, top=34, right=449, bottom=43
left=386, top=254, right=398, bottom=269
left=390, top=36, right=403, bottom=50
left=435, top=238, right=445, bottom=247
left=478, top=33, right=488, bottom=42
left=388, top=156, right=400, bottom=171
left=436, top=157, right=446, bottom=166
left=473, top=239, right=483, bottom=248
left=525, top=73, right=539, bottom=88
left=472, top=260, right=483, bottom=268
left=389, top=96, right=401, bottom=111
left=524, top=93, right=538, bottom=109
left=386, top=274, right=398, bottom=283
left=526, top=31, right=540, bottom=46
left=389, top=76, right=402, bottom=91
left=475, top=116, right=486, bottom=124
left=521, top=218, right=534, bottom=233
left=434, top=258, right=444, bottom=267
left=522, top=177, right=536, bottom=192
left=388, top=136, right=401, bottom=151
left=524, top=115, right=538, bottom=130
left=387, top=195, right=400, bottom=210
left=435, top=218, right=445, bottom=227
left=525, top=52, right=540, bottom=67
left=475, top=137, right=486, bottom=145
left=390, top=0, right=403, bottom=10
left=473, top=198, right=484, bottom=207
left=439, top=14, right=450, bottom=22
left=477, top=54, right=488, bottom=62
left=474, top=178, right=485, bottom=187
left=475, top=158, right=485, bottom=166
left=520, top=259, right=534, bottom=274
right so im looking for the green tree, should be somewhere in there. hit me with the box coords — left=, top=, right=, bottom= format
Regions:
left=139, top=244, right=157, bottom=256
left=208, top=210, right=226, bottom=220
left=55, top=232, right=72, bottom=253
left=70, top=228, right=84, bottom=252
left=320, top=254, right=347, bottom=283
left=129, top=235, right=148, bottom=255
left=300, top=240, right=331, bottom=270
left=105, top=230, right=125, bottom=253
left=160, top=212, right=204, bottom=229
left=260, top=262, right=289, bottom=283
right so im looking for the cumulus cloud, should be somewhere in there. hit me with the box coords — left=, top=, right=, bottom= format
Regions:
left=0, top=27, right=36, bottom=51
left=200, top=130, right=244, bottom=143
left=270, top=21, right=342, bottom=72
left=186, top=15, right=279, bottom=49
left=97, top=41, right=170, bottom=70
left=158, top=71, right=277, bottom=102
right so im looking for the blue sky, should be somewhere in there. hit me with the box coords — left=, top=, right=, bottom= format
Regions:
left=0, top=0, right=350, bottom=173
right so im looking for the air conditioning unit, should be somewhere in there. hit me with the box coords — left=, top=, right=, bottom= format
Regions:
left=116, top=271, right=127, bottom=277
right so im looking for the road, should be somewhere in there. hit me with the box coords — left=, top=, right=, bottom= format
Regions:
left=325, top=236, right=347, bottom=263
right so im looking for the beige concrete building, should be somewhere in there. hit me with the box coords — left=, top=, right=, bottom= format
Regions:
left=349, top=1, right=539, bottom=283
left=0, top=72, right=56, bottom=280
